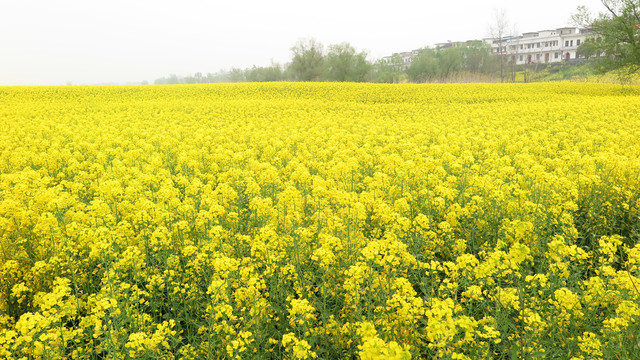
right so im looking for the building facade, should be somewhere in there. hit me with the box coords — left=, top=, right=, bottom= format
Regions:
left=382, top=26, right=592, bottom=68
left=486, top=27, right=591, bottom=65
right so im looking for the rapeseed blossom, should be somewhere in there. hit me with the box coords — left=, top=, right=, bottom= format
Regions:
left=0, top=82, right=639, bottom=358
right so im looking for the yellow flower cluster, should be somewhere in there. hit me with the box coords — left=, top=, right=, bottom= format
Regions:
left=1, top=82, right=640, bottom=359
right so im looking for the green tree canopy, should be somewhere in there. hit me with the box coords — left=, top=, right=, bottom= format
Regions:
left=407, top=49, right=440, bottom=83
left=245, top=64, right=285, bottom=82
left=288, top=39, right=326, bottom=81
left=573, top=1, right=640, bottom=76
left=437, top=46, right=463, bottom=78
left=325, top=43, right=372, bottom=82
left=460, top=41, right=496, bottom=73
left=372, top=54, right=405, bottom=83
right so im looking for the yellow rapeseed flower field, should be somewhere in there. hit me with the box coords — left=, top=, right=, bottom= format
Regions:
left=1, top=82, right=639, bottom=359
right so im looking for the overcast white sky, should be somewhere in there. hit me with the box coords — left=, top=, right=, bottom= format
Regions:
left=0, top=0, right=606, bottom=85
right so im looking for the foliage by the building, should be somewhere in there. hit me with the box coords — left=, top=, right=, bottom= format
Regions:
left=573, top=1, right=640, bottom=78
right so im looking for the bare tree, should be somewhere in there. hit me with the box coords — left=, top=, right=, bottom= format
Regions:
left=488, top=9, right=516, bottom=82
left=508, top=36, right=521, bottom=82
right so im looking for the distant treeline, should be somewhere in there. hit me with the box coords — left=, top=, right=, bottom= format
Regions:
left=154, top=39, right=503, bottom=84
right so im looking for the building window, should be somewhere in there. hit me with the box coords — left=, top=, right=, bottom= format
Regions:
left=537, top=43, right=541, bottom=48
left=570, top=40, right=574, bottom=46
left=577, top=39, right=581, bottom=46
left=536, top=54, right=541, bottom=60
left=554, top=52, right=559, bottom=58
left=519, top=55, right=523, bottom=61
left=520, top=44, right=523, bottom=49
left=545, top=42, right=549, bottom=47
left=565, top=40, right=569, bottom=47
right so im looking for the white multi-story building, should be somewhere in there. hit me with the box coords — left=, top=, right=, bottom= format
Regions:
left=382, top=50, right=421, bottom=68
left=486, top=27, right=591, bottom=65
left=381, top=26, right=592, bottom=68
